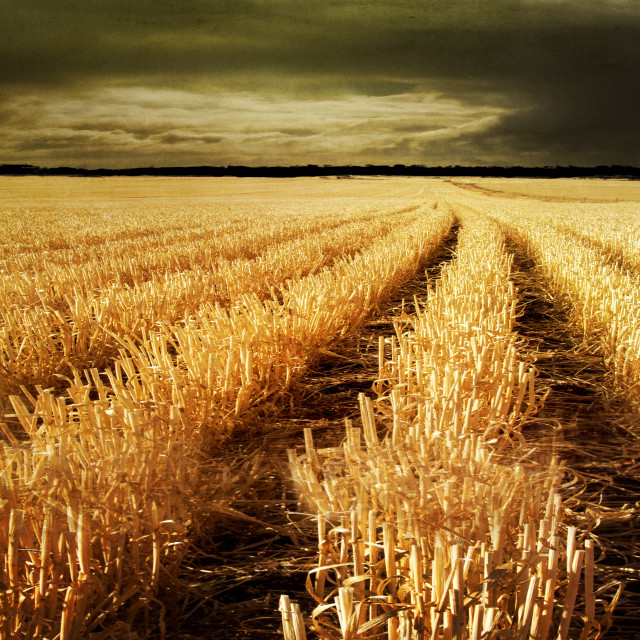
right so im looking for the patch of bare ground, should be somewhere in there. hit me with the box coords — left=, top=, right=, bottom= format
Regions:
left=506, top=234, right=640, bottom=639
left=156, top=223, right=460, bottom=639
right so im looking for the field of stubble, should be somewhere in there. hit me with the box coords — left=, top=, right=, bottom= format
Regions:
left=1, top=177, right=639, bottom=640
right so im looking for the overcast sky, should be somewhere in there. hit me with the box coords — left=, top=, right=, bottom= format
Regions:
left=1, top=0, right=638, bottom=168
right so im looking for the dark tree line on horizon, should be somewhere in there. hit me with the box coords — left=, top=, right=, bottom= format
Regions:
left=1, top=163, right=639, bottom=179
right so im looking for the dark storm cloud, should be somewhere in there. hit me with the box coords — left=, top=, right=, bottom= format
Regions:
left=278, top=129, right=318, bottom=138
left=1, top=0, right=638, bottom=166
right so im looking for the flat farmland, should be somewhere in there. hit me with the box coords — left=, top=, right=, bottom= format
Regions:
left=1, top=177, right=639, bottom=640
left=449, top=178, right=640, bottom=203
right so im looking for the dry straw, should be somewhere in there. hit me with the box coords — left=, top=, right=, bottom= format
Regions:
left=1, top=386, right=197, bottom=640
left=552, top=204, right=640, bottom=275
left=285, top=211, right=605, bottom=639
left=490, top=204, right=640, bottom=410
left=0, top=193, right=451, bottom=639
left=97, top=205, right=454, bottom=441
left=0, top=202, right=417, bottom=412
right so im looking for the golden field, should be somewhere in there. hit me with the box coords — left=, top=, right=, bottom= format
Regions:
left=449, top=178, right=640, bottom=203
left=1, top=177, right=639, bottom=639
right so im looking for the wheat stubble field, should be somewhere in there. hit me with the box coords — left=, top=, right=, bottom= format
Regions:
left=1, top=177, right=639, bottom=640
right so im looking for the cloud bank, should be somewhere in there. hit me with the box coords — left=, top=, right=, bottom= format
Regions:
left=1, top=0, right=638, bottom=167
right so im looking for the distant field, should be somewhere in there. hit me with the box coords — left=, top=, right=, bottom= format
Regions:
left=451, top=176, right=640, bottom=202
left=1, top=177, right=638, bottom=639
left=0, top=175, right=439, bottom=201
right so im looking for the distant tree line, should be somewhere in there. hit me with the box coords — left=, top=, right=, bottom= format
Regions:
left=1, top=163, right=639, bottom=178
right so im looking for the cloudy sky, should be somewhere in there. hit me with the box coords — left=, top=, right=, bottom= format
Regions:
left=1, top=0, right=638, bottom=168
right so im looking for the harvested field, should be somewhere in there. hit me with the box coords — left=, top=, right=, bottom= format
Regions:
left=449, top=178, right=640, bottom=203
left=1, top=177, right=639, bottom=640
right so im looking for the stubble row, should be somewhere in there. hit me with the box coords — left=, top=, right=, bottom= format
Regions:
left=0, top=203, right=422, bottom=415
left=489, top=204, right=640, bottom=411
